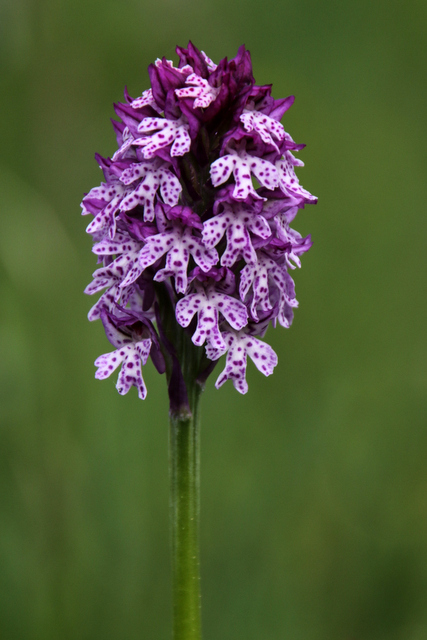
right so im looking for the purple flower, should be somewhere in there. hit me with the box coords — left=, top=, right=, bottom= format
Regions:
left=81, top=42, right=316, bottom=401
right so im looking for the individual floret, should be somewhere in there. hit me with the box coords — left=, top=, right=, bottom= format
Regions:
left=206, top=330, right=278, bottom=394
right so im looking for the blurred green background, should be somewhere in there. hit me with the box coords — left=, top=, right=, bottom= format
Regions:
left=1, top=0, right=427, bottom=638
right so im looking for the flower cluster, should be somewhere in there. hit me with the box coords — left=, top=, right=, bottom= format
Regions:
left=82, top=43, right=316, bottom=401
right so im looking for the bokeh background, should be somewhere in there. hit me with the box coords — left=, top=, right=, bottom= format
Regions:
left=1, top=0, right=427, bottom=638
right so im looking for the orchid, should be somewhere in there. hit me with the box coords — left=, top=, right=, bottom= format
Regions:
left=81, top=42, right=317, bottom=640
left=82, top=42, right=316, bottom=400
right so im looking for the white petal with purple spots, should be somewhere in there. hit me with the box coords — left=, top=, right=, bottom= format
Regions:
left=201, top=51, right=217, bottom=71
left=136, top=117, right=191, bottom=159
left=239, top=253, right=298, bottom=323
left=176, top=287, right=248, bottom=350
left=92, top=232, right=141, bottom=257
left=276, top=151, right=317, bottom=203
left=95, top=340, right=151, bottom=400
left=85, top=186, right=128, bottom=237
left=202, top=204, right=271, bottom=267
left=175, top=74, right=221, bottom=108
left=130, top=224, right=218, bottom=294
left=212, top=331, right=278, bottom=394
left=240, top=109, right=285, bottom=150
left=130, top=88, right=162, bottom=113
left=210, top=148, right=278, bottom=200
left=88, top=249, right=142, bottom=293
left=155, top=231, right=218, bottom=293
left=120, top=160, right=182, bottom=221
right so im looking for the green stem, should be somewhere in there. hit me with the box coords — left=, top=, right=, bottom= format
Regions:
left=169, top=377, right=202, bottom=640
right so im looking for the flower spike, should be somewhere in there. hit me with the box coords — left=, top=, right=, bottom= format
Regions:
left=81, top=42, right=316, bottom=399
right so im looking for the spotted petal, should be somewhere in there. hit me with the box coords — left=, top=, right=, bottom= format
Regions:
left=212, top=331, right=278, bottom=394
left=175, top=74, right=220, bottom=108
left=240, top=253, right=298, bottom=324
left=89, top=249, right=142, bottom=293
left=92, top=232, right=141, bottom=257
left=240, top=109, right=285, bottom=150
left=84, top=183, right=128, bottom=238
left=201, top=51, right=217, bottom=71
left=176, top=287, right=248, bottom=350
left=210, top=149, right=278, bottom=200
left=136, top=117, right=191, bottom=158
left=276, top=151, right=317, bottom=203
left=130, top=88, right=162, bottom=113
left=202, top=204, right=271, bottom=267
left=95, top=340, right=151, bottom=400
left=120, top=160, right=182, bottom=221
left=154, top=231, right=218, bottom=293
